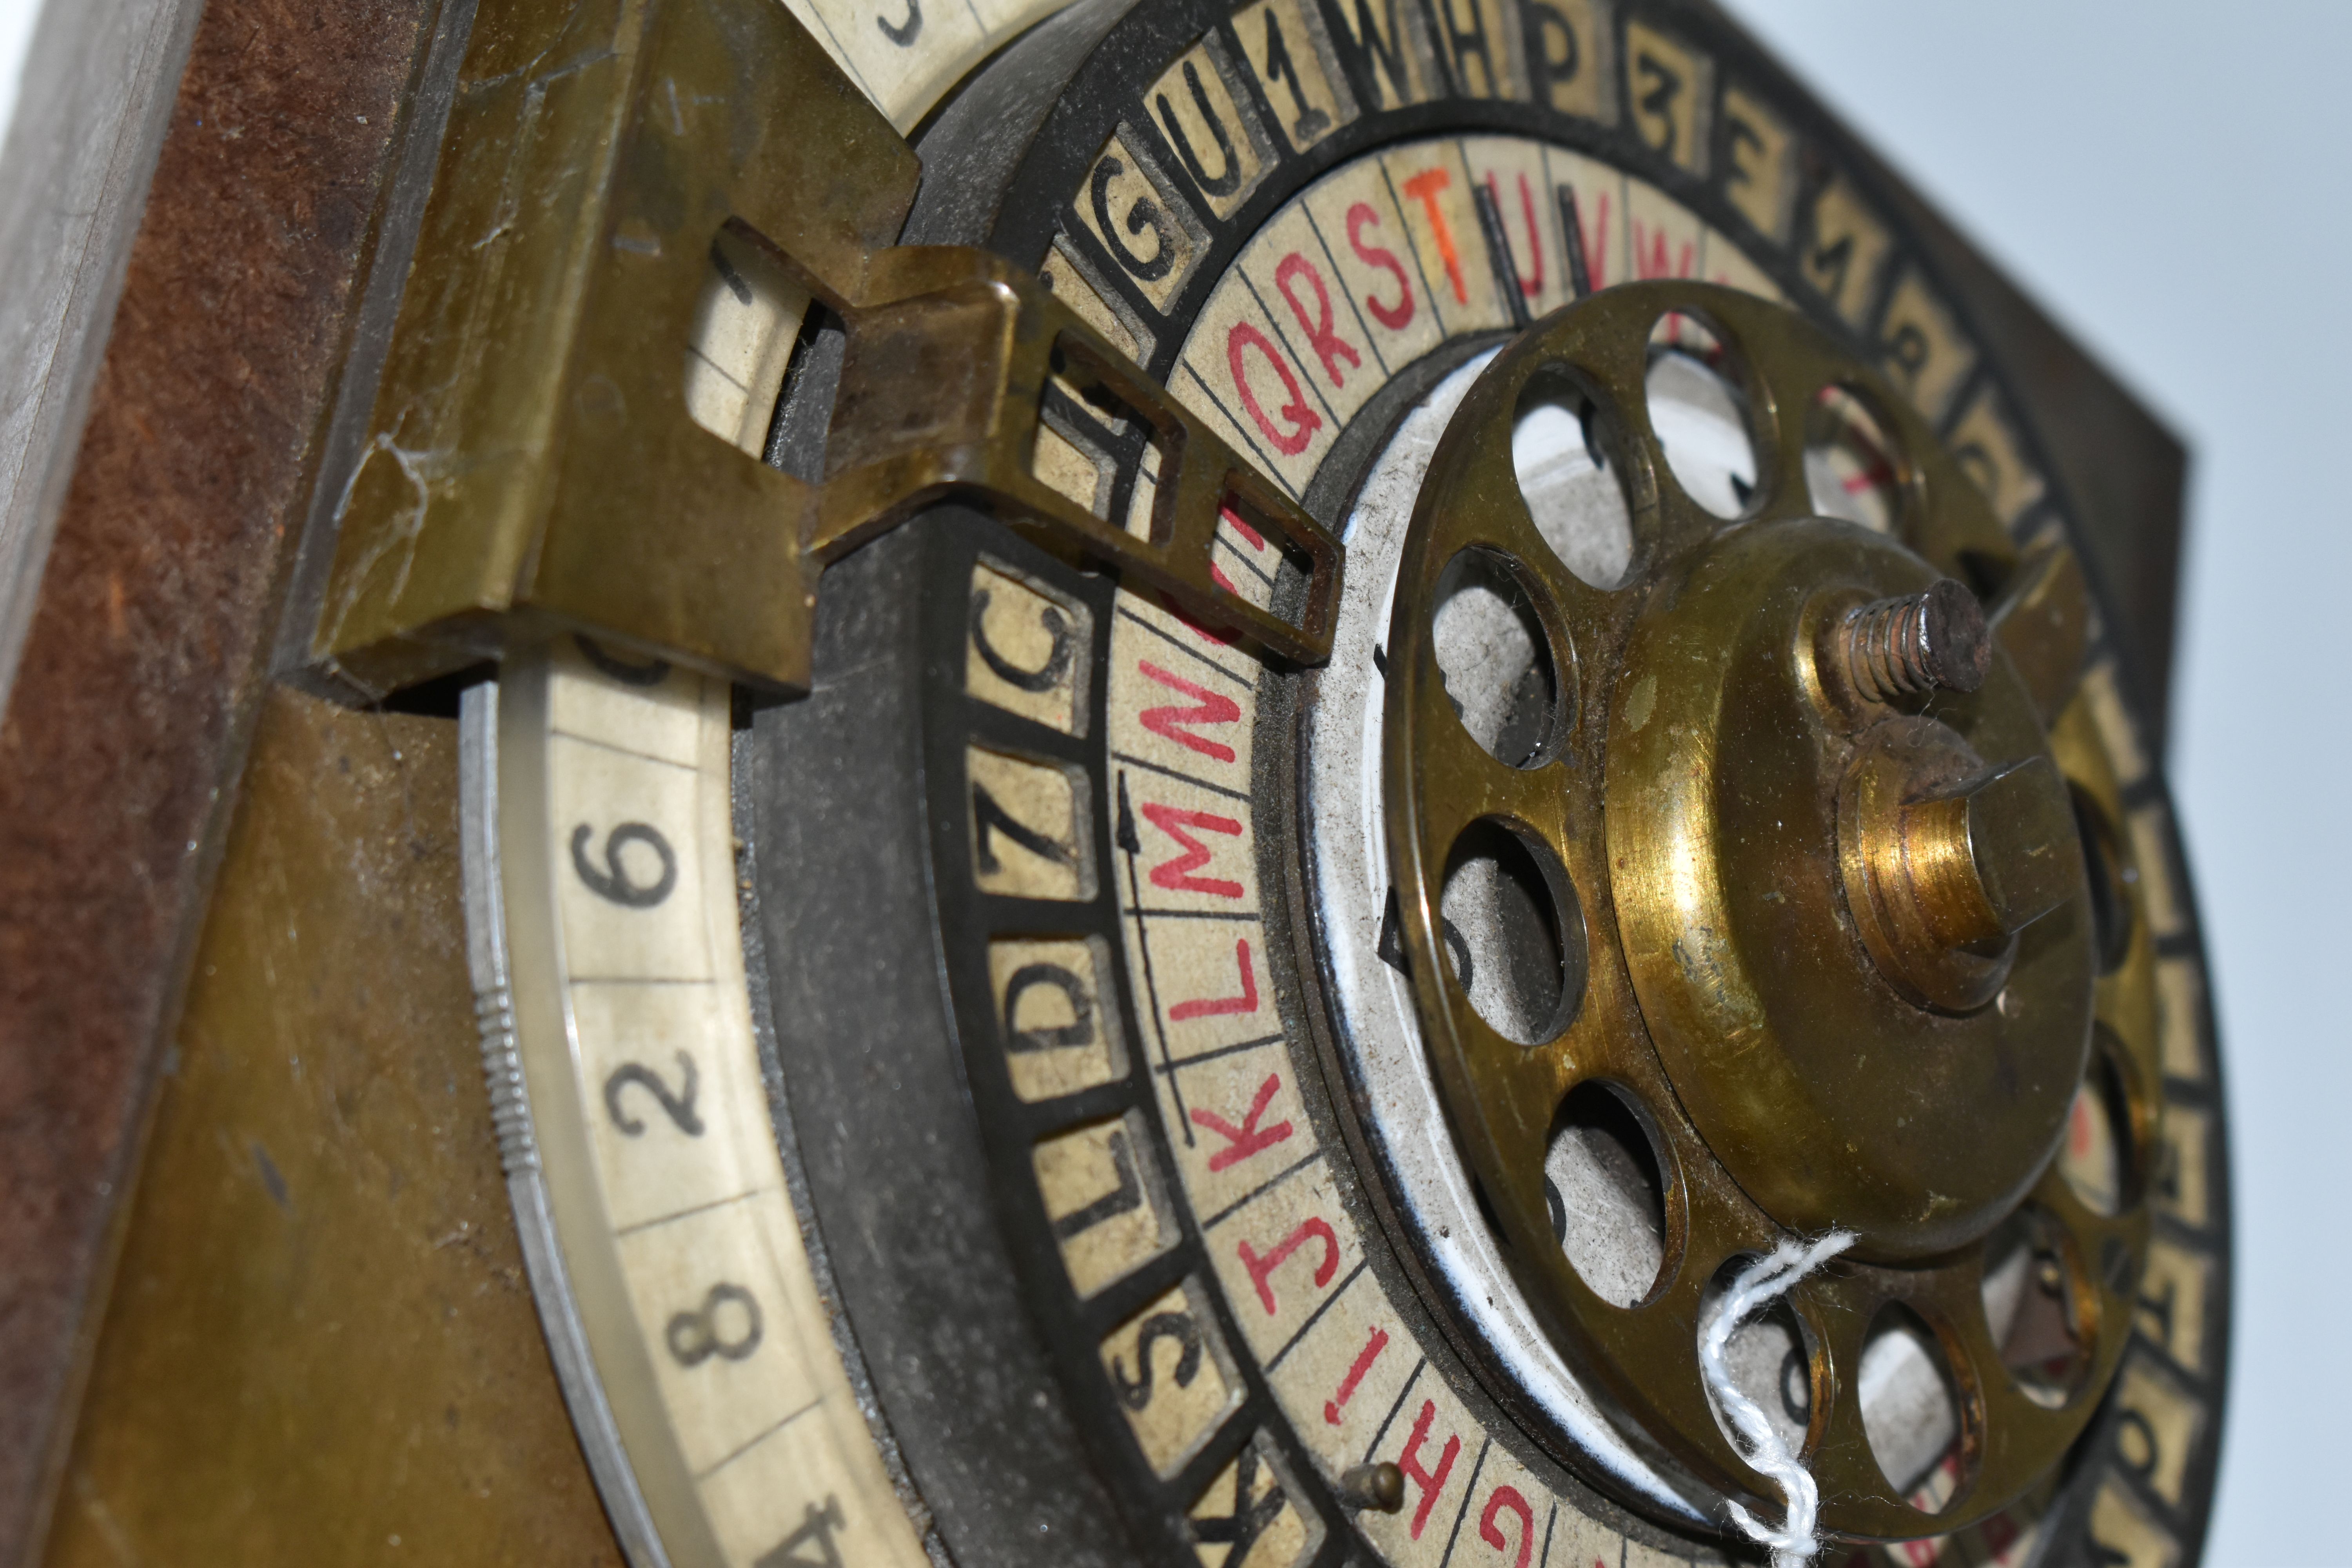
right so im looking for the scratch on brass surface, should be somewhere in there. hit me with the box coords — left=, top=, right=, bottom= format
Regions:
left=1672, top=923, right=1764, bottom=1047
left=325, top=430, right=454, bottom=648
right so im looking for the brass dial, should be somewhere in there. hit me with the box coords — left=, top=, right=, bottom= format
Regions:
left=1383, top=281, right=2155, bottom=1537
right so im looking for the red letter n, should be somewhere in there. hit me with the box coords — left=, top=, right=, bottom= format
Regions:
left=1138, top=661, right=1241, bottom=764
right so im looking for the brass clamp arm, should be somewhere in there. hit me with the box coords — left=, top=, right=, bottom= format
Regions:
left=307, top=0, right=1338, bottom=701
left=804, top=243, right=1338, bottom=665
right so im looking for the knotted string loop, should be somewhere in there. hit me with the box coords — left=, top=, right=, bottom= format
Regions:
left=1696, top=1230, right=1857, bottom=1568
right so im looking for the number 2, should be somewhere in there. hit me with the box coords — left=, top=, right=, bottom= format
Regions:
left=603, top=1052, right=705, bottom=1137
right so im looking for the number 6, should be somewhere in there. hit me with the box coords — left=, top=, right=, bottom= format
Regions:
left=570, top=821, right=678, bottom=908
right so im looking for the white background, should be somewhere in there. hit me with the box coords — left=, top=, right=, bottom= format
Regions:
left=0, top=2, right=2340, bottom=1563
left=0, top=0, right=28, bottom=163
left=1710, top=11, right=2350, bottom=1564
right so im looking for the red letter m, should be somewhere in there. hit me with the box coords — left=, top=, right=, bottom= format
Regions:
left=1140, top=803, right=1244, bottom=899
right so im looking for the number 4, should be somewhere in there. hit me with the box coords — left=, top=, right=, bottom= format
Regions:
left=759, top=1496, right=848, bottom=1568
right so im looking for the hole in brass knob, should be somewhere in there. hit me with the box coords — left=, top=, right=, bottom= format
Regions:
left=1806, top=382, right=1905, bottom=534
left=1430, top=549, right=1568, bottom=769
left=1439, top=820, right=1586, bottom=1045
left=2058, top=1028, right=2144, bottom=1218
left=1980, top=1207, right=2091, bottom=1408
left=1643, top=312, right=1756, bottom=519
left=1544, top=1082, right=1668, bottom=1307
left=1697, top=1256, right=1817, bottom=1454
left=1512, top=372, right=1635, bottom=589
left=1859, top=1305, right=1970, bottom=1510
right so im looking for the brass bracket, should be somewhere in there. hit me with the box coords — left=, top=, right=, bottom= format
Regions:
left=310, top=0, right=1340, bottom=699
left=806, top=244, right=1338, bottom=664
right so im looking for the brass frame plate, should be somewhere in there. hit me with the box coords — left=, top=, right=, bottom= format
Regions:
left=310, top=0, right=1339, bottom=699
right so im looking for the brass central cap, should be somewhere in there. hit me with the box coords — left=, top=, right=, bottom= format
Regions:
left=1839, top=726, right=2083, bottom=1011
left=1603, top=519, right=2094, bottom=1261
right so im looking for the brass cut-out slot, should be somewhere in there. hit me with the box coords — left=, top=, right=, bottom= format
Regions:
left=683, top=222, right=809, bottom=458
left=1031, top=332, right=1174, bottom=542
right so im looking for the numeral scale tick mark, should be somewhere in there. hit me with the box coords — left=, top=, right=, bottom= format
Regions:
left=691, top=1392, right=826, bottom=1482
left=783, top=2, right=868, bottom=98
left=1116, top=906, right=1265, bottom=922
left=1112, top=749, right=1252, bottom=803
left=1436, top=1434, right=1493, bottom=1568
left=1211, top=527, right=1280, bottom=591
left=684, top=342, right=753, bottom=399
left=1234, top=265, right=1345, bottom=435
left=1299, top=200, right=1398, bottom=381
left=1267, top=1257, right=1368, bottom=1372
left=1179, top=360, right=1306, bottom=500
left=1114, top=605, right=1255, bottom=688
left=569, top=975, right=718, bottom=986
left=550, top=726, right=704, bottom=772
left=1364, top=1354, right=1429, bottom=1463
left=1198, top=1146, right=1324, bottom=1232
left=1470, top=179, right=1533, bottom=330
left=1376, top=160, right=1452, bottom=337
left=1156, top=1030, right=1287, bottom=1074
left=1550, top=162, right=1595, bottom=301
left=615, top=1185, right=769, bottom=1238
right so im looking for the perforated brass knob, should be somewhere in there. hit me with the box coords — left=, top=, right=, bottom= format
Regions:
left=1383, top=281, right=2119, bottom=1537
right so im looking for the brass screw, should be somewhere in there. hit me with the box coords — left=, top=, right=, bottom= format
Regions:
left=1840, top=579, right=1990, bottom=703
left=1339, top=1461, right=1406, bottom=1513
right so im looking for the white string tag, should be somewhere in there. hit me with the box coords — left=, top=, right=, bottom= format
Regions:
left=1696, top=1230, right=1858, bottom=1568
